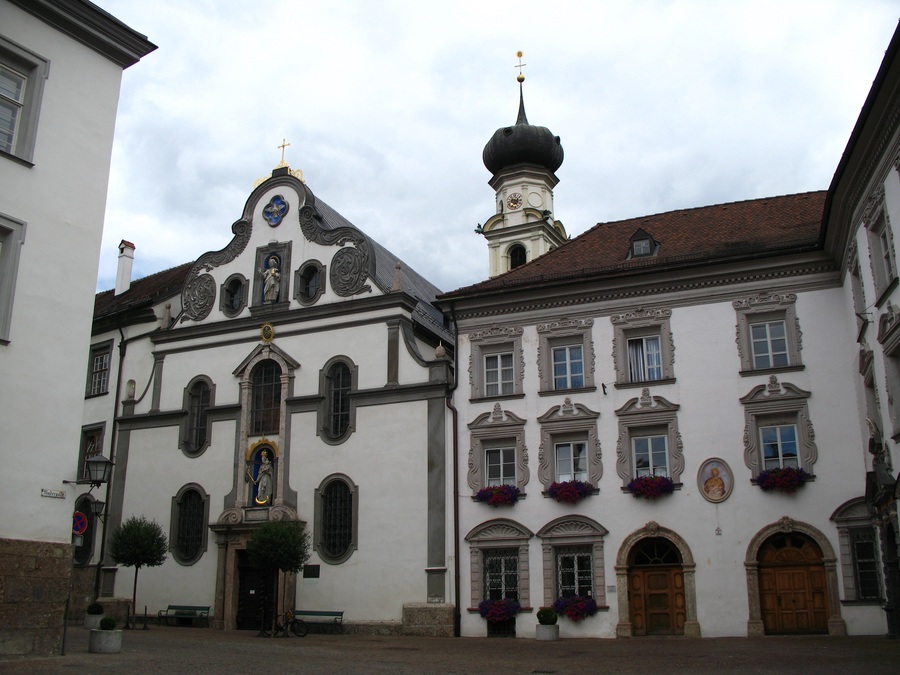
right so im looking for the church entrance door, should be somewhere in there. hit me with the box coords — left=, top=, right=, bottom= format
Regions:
left=758, top=532, right=827, bottom=634
left=627, top=537, right=685, bottom=636
left=236, top=550, right=275, bottom=630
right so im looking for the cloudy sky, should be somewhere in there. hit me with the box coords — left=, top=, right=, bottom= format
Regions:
left=95, top=0, right=899, bottom=294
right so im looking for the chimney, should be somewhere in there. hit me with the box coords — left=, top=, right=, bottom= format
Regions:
left=115, top=240, right=135, bottom=295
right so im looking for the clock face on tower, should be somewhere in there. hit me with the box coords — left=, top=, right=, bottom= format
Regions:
left=506, top=192, right=523, bottom=210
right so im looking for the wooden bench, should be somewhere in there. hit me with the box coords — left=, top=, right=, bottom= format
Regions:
left=293, top=609, right=343, bottom=633
left=157, top=604, right=210, bottom=627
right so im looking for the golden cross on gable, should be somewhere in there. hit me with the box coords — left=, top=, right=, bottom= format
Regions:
left=277, top=138, right=291, bottom=166
left=514, top=50, right=526, bottom=82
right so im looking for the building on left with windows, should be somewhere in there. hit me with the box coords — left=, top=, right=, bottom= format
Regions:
left=0, top=0, right=155, bottom=657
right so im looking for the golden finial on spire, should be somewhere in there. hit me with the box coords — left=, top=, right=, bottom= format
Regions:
left=254, top=137, right=305, bottom=187
left=515, top=51, right=526, bottom=83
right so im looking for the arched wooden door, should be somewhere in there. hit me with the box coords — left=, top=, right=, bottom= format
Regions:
left=628, top=537, right=686, bottom=636
left=758, top=532, right=827, bottom=634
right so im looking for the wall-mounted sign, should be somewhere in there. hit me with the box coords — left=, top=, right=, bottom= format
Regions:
left=41, top=489, right=66, bottom=499
left=697, top=458, right=733, bottom=503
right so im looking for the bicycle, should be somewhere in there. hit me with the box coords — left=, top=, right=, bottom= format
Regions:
left=263, top=610, right=309, bottom=637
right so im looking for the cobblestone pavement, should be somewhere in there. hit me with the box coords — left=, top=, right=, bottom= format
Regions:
left=3, top=626, right=900, bottom=674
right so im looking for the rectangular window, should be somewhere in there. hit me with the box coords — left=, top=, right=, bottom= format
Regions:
left=77, top=424, right=104, bottom=482
left=852, top=535, right=881, bottom=601
left=554, top=441, right=587, bottom=482
left=760, top=424, right=798, bottom=470
left=627, top=336, right=662, bottom=382
left=0, top=64, right=25, bottom=154
left=485, top=447, right=515, bottom=486
left=483, top=548, right=519, bottom=601
left=484, top=352, right=514, bottom=397
left=557, top=546, right=593, bottom=598
left=552, top=345, right=584, bottom=390
left=0, top=37, right=49, bottom=163
left=632, top=435, right=668, bottom=477
left=87, top=342, right=112, bottom=397
left=0, top=214, right=26, bottom=343
left=750, top=320, right=789, bottom=369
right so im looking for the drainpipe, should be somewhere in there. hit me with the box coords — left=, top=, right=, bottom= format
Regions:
left=445, top=302, right=461, bottom=637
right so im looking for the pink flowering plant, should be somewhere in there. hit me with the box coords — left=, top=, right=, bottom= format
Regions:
left=627, top=475, right=675, bottom=500
left=547, top=480, right=594, bottom=504
left=474, top=484, right=520, bottom=507
left=478, top=598, right=521, bottom=623
left=552, top=595, right=598, bottom=622
left=756, top=467, right=810, bottom=493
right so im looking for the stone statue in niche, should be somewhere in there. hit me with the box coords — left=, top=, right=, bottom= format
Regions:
left=261, top=255, right=281, bottom=304
left=246, top=450, right=273, bottom=505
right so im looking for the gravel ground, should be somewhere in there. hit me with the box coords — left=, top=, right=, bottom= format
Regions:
left=2, top=627, right=900, bottom=674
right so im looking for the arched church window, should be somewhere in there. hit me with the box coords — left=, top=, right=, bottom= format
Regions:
left=73, top=496, right=95, bottom=566
left=315, top=475, right=358, bottom=564
left=251, top=360, right=281, bottom=435
left=221, top=275, right=247, bottom=317
left=295, top=261, right=325, bottom=305
left=325, top=361, right=351, bottom=439
left=509, top=244, right=527, bottom=270
left=170, top=484, right=209, bottom=565
left=187, top=380, right=210, bottom=450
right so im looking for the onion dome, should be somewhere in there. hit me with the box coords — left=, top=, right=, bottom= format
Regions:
left=483, top=84, right=564, bottom=176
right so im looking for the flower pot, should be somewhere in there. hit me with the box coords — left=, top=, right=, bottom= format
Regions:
left=536, top=624, right=559, bottom=641
left=89, top=629, right=122, bottom=654
left=83, top=614, right=103, bottom=630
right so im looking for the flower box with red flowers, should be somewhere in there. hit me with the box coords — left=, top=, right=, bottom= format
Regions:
left=755, top=467, right=811, bottom=493
left=626, top=475, right=675, bottom=500
left=552, top=595, right=598, bottom=622
left=478, top=598, right=521, bottom=623
left=547, top=480, right=595, bottom=504
left=474, top=484, right=521, bottom=507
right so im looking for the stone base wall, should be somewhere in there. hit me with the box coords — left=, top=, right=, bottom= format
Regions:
left=68, top=565, right=98, bottom=621
left=342, top=620, right=402, bottom=636
left=0, top=538, right=72, bottom=657
left=401, top=603, right=455, bottom=637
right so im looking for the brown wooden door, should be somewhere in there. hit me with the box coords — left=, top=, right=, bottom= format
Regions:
left=629, top=567, right=686, bottom=636
left=758, top=534, right=827, bottom=634
left=236, top=551, right=275, bottom=630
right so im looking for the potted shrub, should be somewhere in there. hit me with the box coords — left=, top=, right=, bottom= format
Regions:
left=626, top=475, right=675, bottom=500
left=474, top=484, right=520, bottom=507
left=83, top=601, right=104, bottom=629
left=89, top=616, right=122, bottom=654
left=756, top=467, right=810, bottom=493
left=547, top=480, right=594, bottom=504
left=535, top=607, right=559, bottom=641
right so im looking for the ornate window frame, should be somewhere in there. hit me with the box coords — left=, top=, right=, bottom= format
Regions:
left=863, top=187, right=898, bottom=305
left=537, top=317, right=595, bottom=394
left=733, top=292, right=803, bottom=375
left=537, top=398, right=601, bottom=491
left=464, top=519, right=533, bottom=611
left=314, top=473, right=359, bottom=565
left=614, top=389, right=683, bottom=488
left=220, top=273, right=248, bottom=317
left=294, top=260, right=325, bottom=306
left=877, top=303, right=900, bottom=440
left=317, top=356, right=358, bottom=445
left=830, top=497, right=883, bottom=603
left=740, top=375, right=818, bottom=479
left=180, top=375, right=215, bottom=456
left=537, top=515, right=608, bottom=608
left=169, top=483, right=210, bottom=566
left=611, top=307, right=675, bottom=387
left=468, top=326, right=525, bottom=401
left=467, top=403, right=528, bottom=494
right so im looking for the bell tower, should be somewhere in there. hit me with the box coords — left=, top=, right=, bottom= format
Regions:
left=479, top=52, right=567, bottom=278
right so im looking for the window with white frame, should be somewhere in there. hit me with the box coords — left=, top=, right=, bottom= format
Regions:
left=0, top=212, right=26, bottom=343
left=740, top=376, right=817, bottom=479
left=483, top=548, right=519, bottom=601
left=484, top=352, right=514, bottom=397
left=468, top=326, right=524, bottom=400
left=611, top=308, right=675, bottom=386
left=537, top=317, right=595, bottom=393
left=86, top=341, right=113, bottom=397
left=0, top=36, right=48, bottom=163
left=77, top=424, right=104, bottom=482
left=537, top=516, right=608, bottom=608
left=615, top=389, right=684, bottom=487
left=468, top=404, right=528, bottom=493
left=485, top=446, right=516, bottom=486
left=733, top=292, right=803, bottom=374
left=537, top=399, right=601, bottom=491
left=465, top=519, right=532, bottom=611
left=552, top=344, right=584, bottom=390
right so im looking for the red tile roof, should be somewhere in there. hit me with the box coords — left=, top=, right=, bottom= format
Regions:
left=443, top=191, right=827, bottom=298
left=94, top=262, right=192, bottom=319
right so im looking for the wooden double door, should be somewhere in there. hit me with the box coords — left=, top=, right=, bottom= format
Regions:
left=758, top=533, right=827, bottom=634
left=628, top=538, right=686, bottom=636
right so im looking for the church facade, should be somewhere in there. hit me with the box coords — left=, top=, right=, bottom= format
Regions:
left=76, top=166, right=455, bottom=633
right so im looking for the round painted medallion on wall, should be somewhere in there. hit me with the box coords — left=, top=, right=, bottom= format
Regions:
left=527, top=191, right=543, bottom=208
left=182, top=273, right=217, bottom=322
left=697, top=458, right=733, bottom=503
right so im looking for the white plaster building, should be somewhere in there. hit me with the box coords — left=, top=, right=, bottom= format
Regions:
left=0, top=0, right=154, bottom=657
left=438, top=22, right=900, bottom=639
left=76, top=164, right=456, bottom=634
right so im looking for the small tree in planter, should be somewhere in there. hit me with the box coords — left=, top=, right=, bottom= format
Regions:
left=109, top=515, right=168, bottom=627
left=535, top=607, right=559, bottom=641
left=246, top=521, right=310, bottom=637
left=89, top=616, right=121, bottom=653
left=84, top=601, right=104, bottom=629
